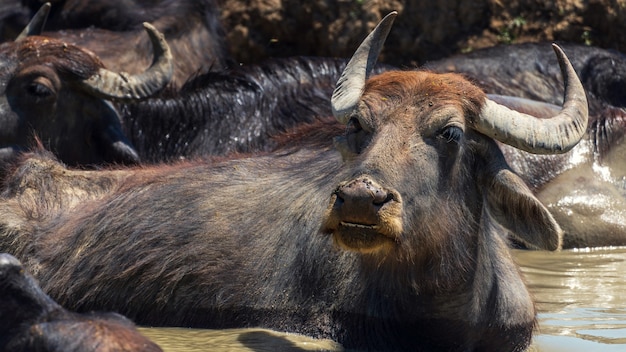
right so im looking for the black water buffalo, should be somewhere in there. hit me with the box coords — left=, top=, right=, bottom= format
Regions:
left=425, top=43, right=626, bottom=248
left=3, top=1, right=232, bottom=85
left=0, top=8, right=382, bottom=166
left=0, top=253, right=163, bottom=352
left=0, top=4, right=396, bottom=167
left=0, top=13, right=589, bottom=351
left=0, top=15, right=172, bottom=169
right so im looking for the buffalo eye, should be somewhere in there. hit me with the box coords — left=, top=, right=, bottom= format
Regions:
left=24, top=77, right=56, bottom=101
left=347, top=116, right=363, bottom=134
left=335, top=116, right=371, bottom=158
left=345, top=116, right=371, bottom=154
left=440, top=125, right=463, bottom=144
left=27, top=82, right=53, bottom=98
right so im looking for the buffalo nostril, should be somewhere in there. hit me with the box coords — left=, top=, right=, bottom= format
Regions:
left=373, top=192, right=394, bottom=206
left=332, top=178, right=399, bottom=231
left=336, top=178, right=391, bottom=211
left=370, top=187, right=388, bottom=205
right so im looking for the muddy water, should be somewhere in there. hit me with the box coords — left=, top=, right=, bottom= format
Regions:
left=139, top=247, right=626, bottom=351
left=519, top=247, right=626, bottom=351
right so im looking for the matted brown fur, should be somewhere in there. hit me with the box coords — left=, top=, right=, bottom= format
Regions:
left=363, top=71, right=486, bottom=118
left=13, top=36, right=103, bottom=79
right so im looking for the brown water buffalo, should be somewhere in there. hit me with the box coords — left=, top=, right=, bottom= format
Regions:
left=0, top=10, right=172, bottom=169
left=0, top=253, right=163, bottom=352
left=0, top=12, right=588, bottom=351
left=425, top=43, right=626, bottom=248
left=3, top=1, right=232, bottom=85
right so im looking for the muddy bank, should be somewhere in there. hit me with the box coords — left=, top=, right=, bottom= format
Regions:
left=218, top=0, right=624, bottom=66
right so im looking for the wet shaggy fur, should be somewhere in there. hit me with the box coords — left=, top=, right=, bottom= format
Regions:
left=0, top=70, right=561, bottom=351
left=0, top=253, right=162, bottom=352
left=121, top=57, right=390, bottom=162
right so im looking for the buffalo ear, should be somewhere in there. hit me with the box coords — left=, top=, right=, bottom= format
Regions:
left=93, top=102, right=140, bottom=165
left=485, top=168, right=563, bottom=250
left=98, top=129, right=141, bottom=165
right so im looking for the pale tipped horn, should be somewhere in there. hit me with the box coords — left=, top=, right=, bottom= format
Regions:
left=79, top=22, right=173, bottom=100
left=331, top=11, right=397, bottom=124
left=473, top=44, right=588, bottom=154
left=16, top=2, right=50, bottom=40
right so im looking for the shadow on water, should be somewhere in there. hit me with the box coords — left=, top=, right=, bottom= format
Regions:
left=141, top=247, right=626, bottom=351
left=237, top=330, right=341, bottom=352
left=139, top=327, right=343, bottom=352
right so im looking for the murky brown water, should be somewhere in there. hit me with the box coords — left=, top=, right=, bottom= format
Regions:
left=519, top=247, right=626, bottom=351
left=139, top=247, right=626, bottom=351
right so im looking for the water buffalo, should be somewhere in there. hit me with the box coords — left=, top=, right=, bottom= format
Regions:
left=0, top=12, right=588, bottom=351
left=3, top=1, right=232, bottom=85
left=0, top=12, right=172, bottom=169
left=0, top=7, right=387, bottom=167
left=0, top=253, right=163, bottom=352
left=425, top=43, right=626, bottom=248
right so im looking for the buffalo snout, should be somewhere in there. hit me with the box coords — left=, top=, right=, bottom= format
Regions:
left=323, top=176, right=403, bottom=253
left=335, top=178, right=393, bottom=225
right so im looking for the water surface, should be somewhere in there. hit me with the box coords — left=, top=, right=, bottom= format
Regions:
left=140, top=247, right=626, bottom=351
left=519, top=247, right=626, bottom=351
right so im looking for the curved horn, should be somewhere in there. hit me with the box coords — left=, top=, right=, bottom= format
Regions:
left=331, top=11, right=397, bottom=123
left=473, top=44, right=588, bottom=154
left=486, top=94, right=562, bottom=117
left=16, top=2, right=51, bottom=40
left=79, top=22, right=173, bottom=100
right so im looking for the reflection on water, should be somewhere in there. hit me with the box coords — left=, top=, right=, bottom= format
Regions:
left=140, top=247, right=626, bottom=351
left=518, top=247, right=626, bottom=351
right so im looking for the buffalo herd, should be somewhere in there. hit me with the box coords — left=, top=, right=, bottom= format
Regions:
left=0, top=2, right=622, bottom=352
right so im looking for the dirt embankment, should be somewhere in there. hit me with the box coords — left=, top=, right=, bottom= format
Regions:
left=218, top=0, right=626, bottom=67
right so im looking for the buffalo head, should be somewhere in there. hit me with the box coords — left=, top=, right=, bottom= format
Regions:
left=0, top=4, right=173, bottom=167
left=323, top=12, right=588, bottom=258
